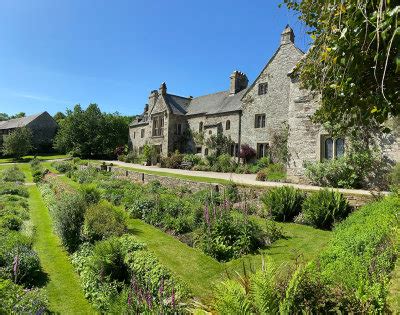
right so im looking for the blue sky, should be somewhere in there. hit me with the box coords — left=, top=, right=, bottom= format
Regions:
left=0, top=0, right=310, bottom=116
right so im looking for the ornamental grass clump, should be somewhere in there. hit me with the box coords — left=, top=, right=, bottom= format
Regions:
left=261, top=186, right=304, bottom=222
left=0, top=165, right=25, bottom=182
left=302, top=189, right=351, bottom=230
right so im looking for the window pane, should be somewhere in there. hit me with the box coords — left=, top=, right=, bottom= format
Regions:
left=335, top=138, right=345, bottom=157
left=324, top=138, right=333, bottom=159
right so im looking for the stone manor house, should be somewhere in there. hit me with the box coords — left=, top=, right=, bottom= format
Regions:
left=129, top=26, right=400, bottom=182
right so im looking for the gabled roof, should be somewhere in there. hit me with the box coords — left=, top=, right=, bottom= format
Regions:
left=0, top=112, right=47, bottom=130
left=164, top=94, right=191, bottom=115
left=242, top=43, right=304, bottom=100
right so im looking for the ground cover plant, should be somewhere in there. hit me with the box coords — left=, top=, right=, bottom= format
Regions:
left=0, top=167, right=49, bottom=313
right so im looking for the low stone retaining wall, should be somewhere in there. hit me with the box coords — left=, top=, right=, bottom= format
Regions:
left=85, top=164, right=376, bottom=208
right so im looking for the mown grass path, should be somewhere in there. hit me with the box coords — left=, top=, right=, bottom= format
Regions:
left=26, top=177, right=95, bottom=314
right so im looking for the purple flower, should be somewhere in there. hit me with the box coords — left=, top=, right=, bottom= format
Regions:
left=171, top=286, right=175, bottom=309
left=145, top=291, right=153, bottom=309
left=13, top=255, right=19, bottom=283
left=159, top=277, right=164, bottom=297
left=204, top=203, right=210, bottom=228
left=212, top=205, right=217, bottom=220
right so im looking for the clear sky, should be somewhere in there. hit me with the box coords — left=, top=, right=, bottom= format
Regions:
left=0, top=0, right=310, bottom=117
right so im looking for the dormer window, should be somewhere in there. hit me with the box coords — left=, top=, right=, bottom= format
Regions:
left=258, top=83, right=268, bottom=95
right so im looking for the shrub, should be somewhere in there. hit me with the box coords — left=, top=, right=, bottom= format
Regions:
left=0, top=183, right=29, bottom=197
left=83, top=201, right=128, bottom=242
left=216, top=154, right=234, bottom=172
left=52, top=161, right=76, bottom=173
left=197, top=211, right=265, bottom=261
left=79, top=183, right=101, bottom=205
left=305, top=148, right=387, bottom=189
left=239, top=144, right=256, bottom=163
left=161, top=150, right=184, bottom=168
left=0, top=279, right=48, bottom=314
left=224, top=182, right=239, bottom=203
left=72, top=235, right=188, bottom=313
left=261, top=186, right=304, bottom=222
left=182, top=154, right=202, bottom=166
left=0, top=166, right=25, bottom=182
left=389, top=163, right=400, bottom=192
left=302, top=189, right=351, bottom=230
left=41, top=186, right=87, bottom=252
left=213, top=259, right=280, bottom=314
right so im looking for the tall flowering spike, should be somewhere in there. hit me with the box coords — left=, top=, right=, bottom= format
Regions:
left=13, top=254, right=19, bottom=283
left=145, top=290, right=153, bottom=310
left=204, top=203, right=210, bottom=228
left=159, top=277, right=164, bottom=297
left=171, top=286, right=175, bottom=309
left=213, top=205, right=217, bottom=220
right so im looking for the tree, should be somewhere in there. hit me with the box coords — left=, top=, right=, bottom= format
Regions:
left=283, top=0, right=399, bottom=132
left=0, top=113, right=9, bottom=121
left=53, top=112, right=66, bottom=123
left=2, top=127, right=33, bottom=159
left=205, top=133, right=234, bottom=156
left=54, top=104, right=130, bottom=158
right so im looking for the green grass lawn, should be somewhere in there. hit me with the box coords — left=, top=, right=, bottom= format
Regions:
left=388, top=229, right=400, bottom=311
left=127, top=217, right=331, bottom=302
left=11, top=165, right=95, bottom=314
left=0, top=154, right=68, bottom=163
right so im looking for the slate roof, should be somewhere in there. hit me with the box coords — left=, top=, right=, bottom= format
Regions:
left=186, top=88, right=247, bottom=116
left=0, top=112, right=45, bottom=130
left=165, top=94, right=191, bottom=115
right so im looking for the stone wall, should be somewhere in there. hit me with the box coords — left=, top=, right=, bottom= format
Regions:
left=90, top=164, right=375, bottom=208
left=240, top=41, right=303, bottom=151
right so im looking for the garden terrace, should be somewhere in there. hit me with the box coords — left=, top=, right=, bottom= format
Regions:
left=52, top=161, right=333, bottom=301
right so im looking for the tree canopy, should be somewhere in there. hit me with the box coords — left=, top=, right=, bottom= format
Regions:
left=284, top=0, right=399, bottom=132
left=2, top=127, right=33, bottom=159
left=0, top=112, right=26, bottom=121
left=54, top=104, right=132, bottom=158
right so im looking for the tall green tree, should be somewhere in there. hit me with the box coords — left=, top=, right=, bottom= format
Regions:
left=283, top=0, right=399, bottom=132
left=54, top=104, right=130, bottom=158
left=2, top=127, right=33, bottom=159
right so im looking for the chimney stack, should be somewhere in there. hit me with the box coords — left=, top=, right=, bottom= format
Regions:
left=281, top=24, right=295, bottom=45
left=230, top=71, right=248, bottom=95
left=159, top=82, right=167, bottom=96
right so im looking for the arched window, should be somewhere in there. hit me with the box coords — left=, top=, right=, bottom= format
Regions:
left=335, top=138, right=345, bottom=157
left=199, top=122, right=203, bottom=132
left=226, top=120, right=231, bottom=130
left=324, top=138, right=333, bottom=160
left=204, top=148, right=209, bottom=156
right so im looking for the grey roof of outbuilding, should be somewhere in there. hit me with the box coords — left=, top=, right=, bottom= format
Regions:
left=0, top=112, right=45, bottom=130
left=186, top=88, right=247, bottom=116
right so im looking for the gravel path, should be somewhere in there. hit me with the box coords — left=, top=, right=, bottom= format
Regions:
left=106, top=160, right=386, bottom=196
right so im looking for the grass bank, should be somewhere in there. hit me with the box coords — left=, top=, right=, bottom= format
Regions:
left=19, top=165, right=94, bottom=314
left=0, top=154, right=68, bottom=164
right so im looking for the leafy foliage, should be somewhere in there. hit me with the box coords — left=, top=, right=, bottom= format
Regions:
left=261, top=186, right=304, bottom=222
left=302, top=189, right=351, bottom=230
left=284, top=0, right=400, bottom=130
left=283, top=196, right=400, bottom=313
left=239, top=144, right=256, bottom=163
left=2, top=127, right=33, bottom=159
left=82, top=200, right=127, bottom=242
left=0, top=165, right=25, bottom=182
left=54, top=104, right=131, bottom=158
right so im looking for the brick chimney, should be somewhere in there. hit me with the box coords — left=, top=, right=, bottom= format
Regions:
left=230, top=71, right=248, bottom=95
left=281, top=24, right=295, bottom=45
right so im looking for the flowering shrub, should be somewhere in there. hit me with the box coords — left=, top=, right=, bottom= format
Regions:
left=0, top=165, right=25, bottom=182
left=239, top=144, right=256, bottom=163
left=72, top=235, right=188, bottom=313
